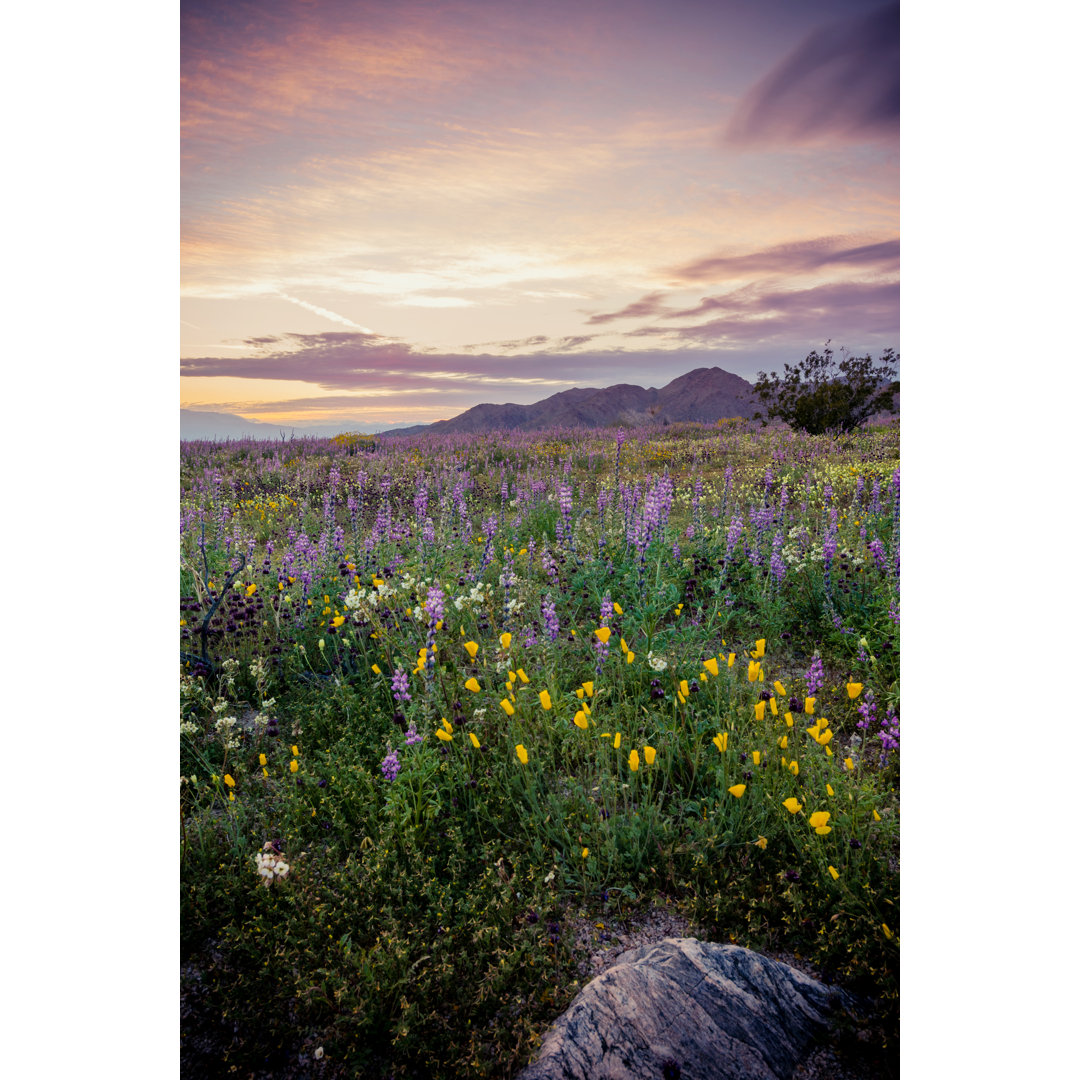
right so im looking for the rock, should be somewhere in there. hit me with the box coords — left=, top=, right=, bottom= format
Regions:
left=516, top=938, right=848, bottom=1080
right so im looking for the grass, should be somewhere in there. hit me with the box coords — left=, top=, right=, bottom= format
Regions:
left=180, top=419, right=900, bottom=1077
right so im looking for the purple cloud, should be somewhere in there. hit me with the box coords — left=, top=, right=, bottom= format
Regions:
left=585, top=292, right=671, bottom=325
left=726, top=3, right=899, bottom=147
left=669, top=235, right=899, bottom=284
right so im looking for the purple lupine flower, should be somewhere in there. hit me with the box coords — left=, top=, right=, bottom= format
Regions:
left=404, top=724, right=424, bottom=746
left=600, top=594, right=614, bottom=623
left=869, top=537, right=888, bottom=573
left=541, top=594, right=560, bottom=642
left=805, top=654, right=825, bottom=697
left=380, top=749, right=401, bottom=782
left=725, top=515, right=743, bottom=562
left=769, top=532, right=785, bottom=585
left=391, top=667, right=411, bottom=704
left=426, top=583, right=445, bottom=625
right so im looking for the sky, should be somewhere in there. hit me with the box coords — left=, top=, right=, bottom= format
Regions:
left=181, top=0, right=899, bottom=428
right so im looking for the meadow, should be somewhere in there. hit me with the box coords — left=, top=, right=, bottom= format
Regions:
left=180, top=419, right=900, bottom=1077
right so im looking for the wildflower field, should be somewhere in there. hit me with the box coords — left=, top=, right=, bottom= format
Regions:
left=180, top=419, right=900, bottom=1077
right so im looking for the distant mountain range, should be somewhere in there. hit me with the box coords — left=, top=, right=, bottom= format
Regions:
left=389, top=367, right=754, bottom=437
left=180, top=410, right=418, bottom=441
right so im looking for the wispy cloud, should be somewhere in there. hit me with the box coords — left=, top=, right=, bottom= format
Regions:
left=726, top=3, right=899, bottom=148
left=278, top=293, right=374, bottom=331
left=585, top=292, right=672, bottom=325
left=668, top=235, right=899, bottom=284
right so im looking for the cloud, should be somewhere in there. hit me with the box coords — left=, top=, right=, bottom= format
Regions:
left=669, top=235, right=899, bottom=284
left=726, top=3, right=899, bottom=147
left=625, top=280, right=898, bottom=347
left=278, top=292, right=374, bottom=331
left=585, top=291, right=672, bottom=325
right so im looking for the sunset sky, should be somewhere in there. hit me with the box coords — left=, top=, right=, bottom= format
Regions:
left=180, top=0, right=899, bottom=428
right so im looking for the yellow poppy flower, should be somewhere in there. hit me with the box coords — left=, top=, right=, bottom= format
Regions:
left=828, top=866, right=840, bottom=880
left=873, top=809, right=881, bottom=821
left=290, top=760, right=299, bottom=774
left=699, top=671, right=708, bottom=682
left=783, top=797, right=802, bottom=814
left=882, top=924, right=894, bottom=940
left=583, top=682, right=594, bottom=698
left=613, top=733, right=621, bottom=749
left=582, top=701, right=591, bottom=715
left=629, top=749, right=639, bottom=771
left=620, top=637, right=628, bottom=653
left=712, top=732, right=728, bottom=752
left=844, top=757, right=855, bottom=770
left=847, top=682, right=863, bottom=698
left=465, top=677, right=481, bottom=692
left=371, top=664, right=382, bottom=674
left=728, top=783, right=746, bottom=797
left=677, top=692, right=685, bottom=705
left=582, top=847, right=590, bottom=858
left=773, top=681, right=786, bottom=696
left=515, top=744, right=528, bottom=765
left=752, top=751, right=761, bottom=765
left=808, top=810, right=831, bottom=831
left=332, top=615, right=345, bottom=628
left=805, top=697, right=816, bottom=715
left=826, top=784, right=834, bottom=796
left=785, top=711, right=794, bottom=727
left=788, top=760, right=799, bottom=776
left=754, top=701, right=765, bottom=721
left=258, top=754, right=267, bottom=767
left=748, top=661, right=760, bottom=682
left=778, top=735, right=788, bottom=749
left=818, top=729, right=833, bottom=745
left=464, top=641, right=479, bottom=659
left=469, top=733, right=480, bottom=748
left=754, top=836, right=768, bottom=850
left=442, top=718, right=453, bottom=733
left=500, top=699, right=515, bottom=716
left=436, top=728, right=452, bottom=742
left=517, top=669, right=529, bottom=683
left=728, top=653, right=736, bottom=667
left=507, top=670, right=517, bottom=684
left=626, top=651, right=635, bottom=664
left=613, top=602, right=623, bottom=615
left=751, top=638, right=766, bottom=658
left=223, top=774, right=235, bottom=788
left=574, top=711, right=588, bottom=730
left=644, top=746, right=656, bottom=766
left=576, top=687, right=584, bottom=698
left=704, top=657, right=719, bottom=677
left=262, top=768, right=268, bottom=778
left=292, top=745, right=299, bottom=756
left=680, top=679, right=689, bottom=698
left=594, top=627, right=611, bottom=644
left=500, top=632, right=512, bottom=649
left=539, top=690, right=552, bottom=710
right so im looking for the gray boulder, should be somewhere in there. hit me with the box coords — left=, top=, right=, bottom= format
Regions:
left=517, top=938, right=847, bottom=1080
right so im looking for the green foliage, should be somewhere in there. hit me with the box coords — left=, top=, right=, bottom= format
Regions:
left=751, top=343, right=899, bottom=435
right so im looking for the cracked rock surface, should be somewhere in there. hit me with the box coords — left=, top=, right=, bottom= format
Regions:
left=516, top=938, right=847, bottom=1080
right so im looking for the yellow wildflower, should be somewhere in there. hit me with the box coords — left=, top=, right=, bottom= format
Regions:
left=873, top=809, right=881, bottom=822
left=808, top=811, right=831, bottom=834
left=507, top=670, right=517, bottom=684
left=516, top=669, right=529, bottom=683
left=332, top=615, right=345, bottom=628
left=469, top=733, right=480, bottom=748
left=826, top=784, right=834, bottom=796
left=613, top=733, right=621, bottom=749
left=748, top=661, right=760, bottom=682
left=712, top=732, right=728, bottom=752
left=704, top=657, right=719, bottom=677
left=594, top=627, right=611, bottom=644
left=582, top=701, right=591, bottom=715
left=628, top=749, right=639, bottom=771
left=576, top=687, right=585, bottom=698
left=828, top=866, right=840, bottom=880
left=788, top=760, right=799, bottom=776
left=680, top=679, right=689, bottom=698
left=847, top=682, right=863, bottom=698
left=500, top=632, right=512, bottom=649
left=436, top=728, right=452, bottom=742
left=773, top=681, right=786, bottom=696
left=500, top=699, right=515, bottom=716
left=754, top=701, right=765, bottom=721
left=844, top=757, right=855, bottom=770
left=371, top=664, right=382, bottom=674
left=292, top=745, right=299, bottom=756
left=626, top=651, right=635, bottom=664
left=574, top=711, right=589, bottom=730
left=882, top=924, right=894, bottom=940
left=805, top=697, right=816, bottom=715
left=782, top=797, right=802, bottom=815
left=465, top=677, right=481, bottom=693
left=769, top=697, right=778, bottom=716
left=620, top=637, right=628, bottom=653
left=752, top=751, right=761, bottom=765
left=258, top=754, right=267, bottom=767
left=644, top=746, right=656, bottom=766
left=754, top=836, right=768, bottom=850
left=751, top=638, right=766, bottom=658
left=785, top=711, right=794, bottom=727
left=290, top=760, right=299, bottom=774
left=582, top=847, right=589, bottom=858
left=728, top=783, right=746, bottom=798
left=613, top=602, right=623, bottom=614
left=582, top=682, right=594, bottom=698
left=515, top=744, right=528, bottom=765
left=728, top=653, right=736, bottom=667
left=464, top=641, right=479, bottom=659
left=539, top=690, right=552, bottom=710
left=778, top=735, right=788, bottom=749
left=223, top=774, right=235, bottom=788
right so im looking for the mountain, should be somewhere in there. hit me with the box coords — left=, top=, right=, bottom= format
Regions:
left=180, top=410, right=419, bottom=441
left=389, top=367, right=753, bottom=437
